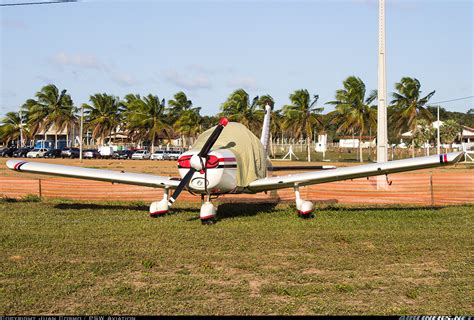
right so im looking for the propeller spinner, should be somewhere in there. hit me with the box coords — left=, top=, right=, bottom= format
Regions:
left=168, top=117, right=229, bottom=206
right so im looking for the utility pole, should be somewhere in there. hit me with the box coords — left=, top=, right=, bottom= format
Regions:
left=437, top=105, right=441, bottom=154
left=377, top=0, right=388, bottom=189
left=80, top=104, right=83, bottom=163
left=19, top=109, right=24, bottom=147
left=377, top=0, right=388, bottom=163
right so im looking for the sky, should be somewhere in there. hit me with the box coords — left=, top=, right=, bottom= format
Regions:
left=1, top=0, right=473, bottom=117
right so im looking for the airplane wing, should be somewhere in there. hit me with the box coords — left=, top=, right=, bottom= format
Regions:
left=268, top=165, right=336, bottom=171
left=248, top=152, right=465, bottom=193
left=6, top=160, right=180, bottom=189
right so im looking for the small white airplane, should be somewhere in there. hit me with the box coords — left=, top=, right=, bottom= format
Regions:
left=6, top=105, right=464, bottom=224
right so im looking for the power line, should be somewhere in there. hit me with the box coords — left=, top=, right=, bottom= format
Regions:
left=429, top=95, right=474, bottom=105
left=0, top=0, right=77, bottom=7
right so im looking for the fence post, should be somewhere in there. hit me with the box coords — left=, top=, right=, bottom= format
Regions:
left=38, top=179, right=42, bottom=198
left=429, top=172, right=434, bottom=206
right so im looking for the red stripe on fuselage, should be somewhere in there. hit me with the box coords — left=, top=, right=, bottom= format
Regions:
left=177, top=156, right=237, bottom=169
left=177, top=156, right=236, bottom=162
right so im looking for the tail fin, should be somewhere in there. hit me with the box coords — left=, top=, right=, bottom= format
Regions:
left=260, top=104, right=272, bottom=155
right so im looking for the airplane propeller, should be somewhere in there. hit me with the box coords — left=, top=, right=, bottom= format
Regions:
left=168, top=117, right=229, bottom=206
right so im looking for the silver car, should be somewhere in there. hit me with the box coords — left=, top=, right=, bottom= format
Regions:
left=164, top=150, right=182, bottom=160
left=131, top=150, right=151, bottom=160
left=27, top=148, right=49, bottom=158
left=151, top=150, right=166, bottom=160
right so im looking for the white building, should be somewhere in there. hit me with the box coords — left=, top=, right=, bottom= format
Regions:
left=338, top=136, right=376, bottom=148
left=34, top=123, right=79, bottom=149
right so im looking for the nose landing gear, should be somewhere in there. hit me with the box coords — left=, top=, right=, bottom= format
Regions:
left=200, top=194, right=217, bottom=225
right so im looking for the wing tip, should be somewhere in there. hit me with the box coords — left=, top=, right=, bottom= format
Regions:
left=447, top=151, right=465, bottom=164
left=6, top=159, right=23, bottom=170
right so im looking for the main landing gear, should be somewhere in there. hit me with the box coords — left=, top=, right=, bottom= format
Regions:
left=150, top=186, right=313, bottom=222
left=149, top=188, right=169, bottom=217
left=294, top=184, right=314, bottom=219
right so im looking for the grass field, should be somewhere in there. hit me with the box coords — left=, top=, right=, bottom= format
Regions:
left=1, top=198, right=473, bottom=315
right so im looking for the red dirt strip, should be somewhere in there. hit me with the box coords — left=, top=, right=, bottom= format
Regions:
left=1, top=171, right=472, bottom=205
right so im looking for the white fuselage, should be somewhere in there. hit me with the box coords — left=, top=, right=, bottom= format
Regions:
left=177, top=149, right=238, bottom=194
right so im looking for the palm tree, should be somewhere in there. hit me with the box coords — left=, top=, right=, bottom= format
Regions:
left=125, top=94, right=170, bottom=152
left=168, top=91, right=194, bottom=117
left=200, top=115, right=219, bottom=131
left=83, top=93, right=123, bottom=146
left=26, top=84, right=76, bottom=148
left=390, top=77, right=435, bottom=157
left=256, top=95, right=275, bottom=109
left=412, top=119, right=435, bottom=156
left=221, top=89, right=263, bottom=135
left=0, top=111, right=23, bottom=146
left=167, top=91, right=202, bottom=147
left=326, top=77, right=377, bottom=162
left=282, top=89, right=323, bottom=162
left=440, top=119, right=462, bottom=151
left=174, top=109, right=201, bottom=148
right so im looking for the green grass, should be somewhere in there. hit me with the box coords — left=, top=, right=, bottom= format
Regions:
left=0, top=199, right=473, bottom=315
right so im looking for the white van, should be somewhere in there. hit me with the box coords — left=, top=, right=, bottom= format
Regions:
left=98, top=146, right=114, bottom=159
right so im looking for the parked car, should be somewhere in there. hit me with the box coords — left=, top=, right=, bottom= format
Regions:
left=1, top=147, right=17, bottom=157
left=13, top=147, right=32, bottom=157
left=163, top=150, right=182, bottom=160
left=113, top=150, right=134, bottom=159
left=83, top=149, right=102, bottom=159
left=131, top=150, right=151, bottom=160
left=27, top=148, right=49, bottom=158
left=61, top=147, right=80, bottom=158
left=43, top=149, right=62, bottom=158
left=151, top=150, right=166, bottom=160
left=98, top=146, right=114, bottom=159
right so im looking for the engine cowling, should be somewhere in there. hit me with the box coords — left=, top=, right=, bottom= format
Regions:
left=177, top=149, right=238, bottom=194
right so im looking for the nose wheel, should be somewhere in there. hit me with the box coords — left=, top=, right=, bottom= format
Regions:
left=200, top=194, right=217, bottom=225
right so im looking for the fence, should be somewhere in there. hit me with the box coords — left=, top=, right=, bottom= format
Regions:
left=269, top=142, right=466, bottom=162
left=1, top=171, right=472, bottom=206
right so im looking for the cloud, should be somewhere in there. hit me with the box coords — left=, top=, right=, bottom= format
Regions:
left=52, top=52, right=103, bottom=70
left=110, top=72, right=140, bottom=87
left=164, top=70, right=211, bottom=90
left=226, top=76, right=258, bottom=90
left=36, top=75, right=55, bottom=84
left=50, top=52, right=140, bottom=87
left=1, top=19, right=27, bottom=30
left=187, top=64, right=234, bottom=75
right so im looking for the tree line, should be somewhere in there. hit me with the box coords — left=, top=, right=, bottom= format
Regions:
left=1, top=76, right=472, bottom=162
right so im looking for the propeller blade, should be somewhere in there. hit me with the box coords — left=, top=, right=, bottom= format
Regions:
left=197, top=117, right=228, bottom=157
left=168, top=168, right=196, bottom=206
left=167, top=117, right=229, bottom=206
